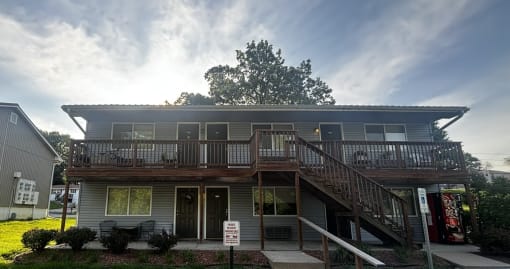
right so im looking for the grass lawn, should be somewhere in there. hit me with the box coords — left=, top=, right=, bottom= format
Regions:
left=0, top=218, right=76, bottom=264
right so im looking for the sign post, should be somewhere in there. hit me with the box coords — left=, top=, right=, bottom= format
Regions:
left=417, top=188, right=433, bottom=269
left=223, top=221, right=240, bottom=269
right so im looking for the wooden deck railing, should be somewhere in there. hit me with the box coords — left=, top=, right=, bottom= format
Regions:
left=311, top=140, right=466, bottom=171
left=297, top=137, right=412, bottom=243
left=69, top=135, right=465, bottom=173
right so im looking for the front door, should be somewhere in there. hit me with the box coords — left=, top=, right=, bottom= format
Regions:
left=206, top=188, right=228, bottom=239
left=206, top=124, right=228, bottom=167
left=175, top=188, right=198, bottom=238
left=320, top=124, right=342, bottom=159
left=178, top=124, right=199, bottom=167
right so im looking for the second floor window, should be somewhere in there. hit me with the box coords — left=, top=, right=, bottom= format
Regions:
left=365, top=124, right=406, bottom=142
left=112, top=123, right=154, bottom=149
left=252, top=123, right=293, bottom=150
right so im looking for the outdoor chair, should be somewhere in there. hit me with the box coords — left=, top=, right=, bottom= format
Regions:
left=138, top=220, right=155, bottom=240
left=99, top=220, right=117, bottom=237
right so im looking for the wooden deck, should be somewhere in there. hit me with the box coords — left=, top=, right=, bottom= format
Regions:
left=68, top=131, right=467, bottom=182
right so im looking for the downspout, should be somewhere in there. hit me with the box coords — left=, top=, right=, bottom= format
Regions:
left=64, top=108, right=86, bottom=135
left=439, top=109, right=469, bottom=131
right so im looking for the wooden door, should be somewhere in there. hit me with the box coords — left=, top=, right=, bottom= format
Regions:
left=206, top=188, right=228, bottom=239
left=206, top=124, right=228, bottom=167
left=175, top=188, right=198, bottom=238
left=178, top=124, right=199, bottom=167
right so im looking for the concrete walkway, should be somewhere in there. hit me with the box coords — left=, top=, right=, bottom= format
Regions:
left=431, top=243, right=510, bottom=269
left=77, top=240, right=323, bottom=251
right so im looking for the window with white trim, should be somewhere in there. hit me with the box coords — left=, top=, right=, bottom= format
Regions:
left=106, top=187, right=152, bottom=216
left=365, top=124, right=406, bottom=142
left=10, top=112, right=18, bottom=124
left=253, top=187, right=296, bottom=216
left=112, top=123, right=154, bottom=149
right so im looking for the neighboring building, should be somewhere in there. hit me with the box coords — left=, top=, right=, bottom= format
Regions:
left=0, top=103, right=61, bottom=220
left=483, top=169, right=510, bottom=183
left=50, top=184, right=80, bottom=205
left=62, top=104, right=469, bottom=246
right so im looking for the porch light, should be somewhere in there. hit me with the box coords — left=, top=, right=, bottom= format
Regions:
left=313, top=128, right=320, bottom=134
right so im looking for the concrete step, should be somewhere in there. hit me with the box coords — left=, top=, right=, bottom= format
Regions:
left=262, top=251, right=324, bottom=269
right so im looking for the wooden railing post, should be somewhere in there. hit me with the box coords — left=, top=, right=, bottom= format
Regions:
left=68, top=140, right=75, bottom=168
left=402, top=201, right=412, bottom=245
left=322, top=235, right=330, bottom=269
left=133, top=140, right=138, bottom=167
left=258, top=172, right=264, bottom=250
left=295, top=172, right=303, bottom=250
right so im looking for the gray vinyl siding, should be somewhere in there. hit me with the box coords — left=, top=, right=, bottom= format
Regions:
left=230, top=184, right=325, bottom=241
left=294, top=122, right=320, bottom=141
left=77, top=181, right=174, bottom=233
left=0, top=108, right=55, bottom=214
left=78, top=182, right=325, bottom=240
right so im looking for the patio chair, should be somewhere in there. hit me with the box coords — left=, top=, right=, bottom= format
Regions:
left=99, top=220, right=117, bottom=237
left=138, top=220, right=155, bottom=240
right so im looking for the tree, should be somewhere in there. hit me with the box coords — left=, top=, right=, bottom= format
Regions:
left=173, top=92, right=215, bottom=105
left=40, top=130, right=70, bottom=185
left=431, top=121, right=449, bottom=142
left=204, top=40, right=335, bottom=105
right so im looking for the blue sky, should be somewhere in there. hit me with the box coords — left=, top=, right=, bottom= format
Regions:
left=0, top=0, right=509, bottom=170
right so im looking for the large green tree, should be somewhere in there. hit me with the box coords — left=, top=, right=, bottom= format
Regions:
left=173, top=92, right=215, bottom=105
left=203, top=40, right=335, bottom=105
left=40, top=130, right=70, bottom=185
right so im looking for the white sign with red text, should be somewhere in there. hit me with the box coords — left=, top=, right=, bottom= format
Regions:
left=223, top=221, right=240, bottom=246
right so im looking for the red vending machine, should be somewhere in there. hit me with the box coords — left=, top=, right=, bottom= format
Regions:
left=427, top=192, right=465, bottom=243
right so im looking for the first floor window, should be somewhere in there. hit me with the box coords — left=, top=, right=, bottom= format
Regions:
left=383, top=188, right=417, bottom=216
left=106, top=187, right=152, bottom=216
left=253, top=187, right=296, bottom=216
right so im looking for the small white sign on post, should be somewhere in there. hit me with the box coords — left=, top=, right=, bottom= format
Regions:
left=223, top=221, right=240, bottom=246
left=417, top=188, right=430, bottom=214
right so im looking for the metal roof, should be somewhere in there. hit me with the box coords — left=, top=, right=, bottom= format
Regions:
left=0, top=102, right=62, bottom=161
left=62, top=104, right=469, bottom=114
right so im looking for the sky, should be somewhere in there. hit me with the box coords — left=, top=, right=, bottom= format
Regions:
left=0, top=0, right=509, bottom=171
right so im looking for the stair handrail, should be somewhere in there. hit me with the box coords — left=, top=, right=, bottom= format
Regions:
left=295, top=137, right=411, bottom=243
left=299, top=217, right=385, bottom=267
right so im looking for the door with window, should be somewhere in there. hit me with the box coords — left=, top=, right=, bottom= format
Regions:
left=175, top=188, right=198, bottom=238
left=320, top=124, right=343, bottom=160
left=206, top=124, right=228, bottom=167
left=177, top=124, right=199, bottom=167
left=206, top=188, right=228, bottom=239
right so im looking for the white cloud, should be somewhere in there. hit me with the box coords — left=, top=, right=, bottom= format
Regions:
left=420, top=62, right=510, bottom=172
left=326, top=0, right=479, bottom=104
left=0, top=1, right=273, bottom=107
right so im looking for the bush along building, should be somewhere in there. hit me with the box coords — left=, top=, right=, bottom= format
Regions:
left=62, top=104, right=470, bottom=247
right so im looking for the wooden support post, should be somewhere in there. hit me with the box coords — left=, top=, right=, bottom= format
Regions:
left=258, top=172, right=264, bottom=250
left=464, top=183, right=479, bottom=236
left=349, top=173, right=363, bottom=269
left=295, top=172, right=303, bottom=250
left=199, top=183, right=205, bottom=242
left=60, top=180, right=70, bottom=232
left=322, top=235, right=330, bottom=269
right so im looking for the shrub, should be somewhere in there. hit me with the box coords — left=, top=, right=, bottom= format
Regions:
left=148, top=230, right=177, bottom=253
left=100, top=230, right=130, bottom=254
left=215, top=251, right=226, bottom=263
left=334, top=246, right=353, bottom=264
left=480, top=226, right=510, bottom=254
left=56, top=227, right=97, bottom=251
left=21, top=229, right=57, bottom=252
left=394, top=245, right=412, bottom=263
left=182, top=249, right=196, bottom=264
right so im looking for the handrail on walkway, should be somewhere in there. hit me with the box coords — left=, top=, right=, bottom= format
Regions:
left=298, top=217, right=385, bottom=268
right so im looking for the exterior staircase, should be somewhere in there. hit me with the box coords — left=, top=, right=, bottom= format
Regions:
left=294, top=136, right=412, bottom=245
